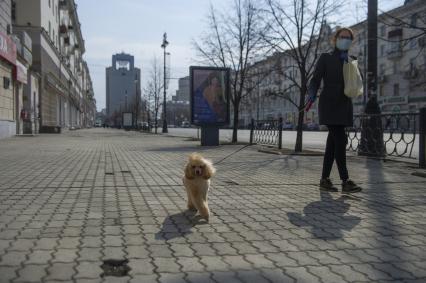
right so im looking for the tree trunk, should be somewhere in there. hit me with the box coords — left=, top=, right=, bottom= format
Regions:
left=295, top=86, right=306, bottom=152
left=232, top=99, right=240, bottom=143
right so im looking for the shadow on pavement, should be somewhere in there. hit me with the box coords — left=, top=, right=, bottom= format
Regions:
left=287, top=191, right=361, bottom=239
left=155, top=210, right=206, bottom=240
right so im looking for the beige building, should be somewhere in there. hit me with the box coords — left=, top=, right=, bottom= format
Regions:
left=13, top=0, right=95, bottom=133
left=0, top=0, right=16, bottom=138
left=240, top=0, right=425, bottom=127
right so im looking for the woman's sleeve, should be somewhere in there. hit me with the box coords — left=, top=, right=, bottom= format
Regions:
left=308, top=53, right=326, bottom=98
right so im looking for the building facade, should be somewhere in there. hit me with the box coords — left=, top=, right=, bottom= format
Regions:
left=0, top=0, right=17, bottom=138
left=106, top=53, right=141, bottom=127
left=239, top=0, right=425, bottom=127
left=13, top=0, right=95, bottom=134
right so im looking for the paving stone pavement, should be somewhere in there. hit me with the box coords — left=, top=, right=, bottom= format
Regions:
left=0, top=128, right=425, bottom=283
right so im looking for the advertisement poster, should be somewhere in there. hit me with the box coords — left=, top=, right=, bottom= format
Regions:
left=190, top=66, right=230, bottom=126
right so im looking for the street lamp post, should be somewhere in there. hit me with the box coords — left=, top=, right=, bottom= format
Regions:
left=161, top=32, right=169, bottom=133
left=134, top=79, right=138, bottom=129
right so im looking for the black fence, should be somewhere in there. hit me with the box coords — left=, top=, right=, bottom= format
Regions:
left=249, top=108, right=426, bottom=168
left=250, top=118, right=283, bottom=149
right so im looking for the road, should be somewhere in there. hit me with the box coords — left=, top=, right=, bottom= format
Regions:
left=167, top=128, right=420, bottom=160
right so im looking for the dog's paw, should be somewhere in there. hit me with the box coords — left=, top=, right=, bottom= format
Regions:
left=187, top=204, right=197, bottom=211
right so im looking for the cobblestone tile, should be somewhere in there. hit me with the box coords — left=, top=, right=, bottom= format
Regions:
left=52, top=249, right=78, bottom=263
left=0, top=266, right=18, bottom=282
left=211, top=271, right=243, bottom=283
left=158, top=272, right=187, bottom=283
left=128, top=258, right=155, bottom=275
left=45, top=263, right=76, bottom=281
left=223, top=255, right=252, bottom=270
left=129, top=274, right=158, bottom=283
left=0, top=251, right=27, bottom=266
left=74, top=261, right=103, bottom=279
left=284, top=266, right=321, bottom=282
left=261, top=268, right=297, bottom=283
left=25, top=250, right=53, bottom=265
left=153, top=257, right=180, bottom=273
left=199, top=256, right=229, bottom=271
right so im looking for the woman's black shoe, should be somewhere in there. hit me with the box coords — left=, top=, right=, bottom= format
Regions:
left=319, top=178, right=338, bottom=192
left=342, top=179, right=362, bottom=193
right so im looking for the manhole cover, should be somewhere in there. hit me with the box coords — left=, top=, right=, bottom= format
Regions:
left=100, top=259, right=131, bottom=277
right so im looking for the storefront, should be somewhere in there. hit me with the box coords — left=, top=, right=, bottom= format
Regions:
left=0, top=30, right=17, bottom=139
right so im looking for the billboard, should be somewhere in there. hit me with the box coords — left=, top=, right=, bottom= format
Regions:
left=190, top=66, right=230, bottom=126
left=122, top=112, right=133, bottom=127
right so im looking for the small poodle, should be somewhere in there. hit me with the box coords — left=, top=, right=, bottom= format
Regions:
left=182, top=153, right=216, bottom=221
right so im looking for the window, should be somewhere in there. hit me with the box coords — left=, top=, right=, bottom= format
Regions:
left=393, top=84, right=399, bottom=97
left=379, top=64, right=385, bottom=75
left=410, top=38, right=416, bottom=48
left=49, top=0, right=51, bottom=8
left=411, top=13, right=417, bottom=26
left=380, top=25, right=386, bottom=37
left=379, top=85, right=384, bottom=97
left=393, top=62, right=398, bottom=74
left=380, top=45, right=385, bottom=56
left=48, top=21, right=51, bottom=36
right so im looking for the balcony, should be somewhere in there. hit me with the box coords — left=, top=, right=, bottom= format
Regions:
left=59, top=0, right=67, bottom=9
left=59, top=24, right=68, bottom=35
left=377, top=74, right=387, bottom=83
left=64, top=37, right=70, bottom=46
left=387, top=49, right=402, bottom=59
left=403, top=68, right=418, bottom=80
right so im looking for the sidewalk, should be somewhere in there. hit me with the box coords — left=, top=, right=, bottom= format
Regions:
left=0, top=128, right=425, bottom=283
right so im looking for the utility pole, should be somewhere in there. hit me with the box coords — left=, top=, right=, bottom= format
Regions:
left=359, top=0, right=384, bottom=156
left=161, top=33, right=169, bottom=133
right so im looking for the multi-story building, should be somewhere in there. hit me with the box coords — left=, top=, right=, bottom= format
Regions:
left=168, top=76, right=190, bottom=126
left=0, top=0, right=17, bottom=138
left=240, top=0, right=425, bottom=127
left=172, top=76, right=189, bottom=102
left=106, top=53, right=141, bottom=127
left=351, top=0, right=426, bottom=115
left=13, top=0, right=95, bottom=133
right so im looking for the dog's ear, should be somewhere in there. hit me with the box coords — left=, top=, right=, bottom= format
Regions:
left=185, top=163, right=195, bottom=179
left=203, top=160, right=216, bottom=179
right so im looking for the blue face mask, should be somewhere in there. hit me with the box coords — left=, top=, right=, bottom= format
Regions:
left=336, top=38, right=352, bottom=51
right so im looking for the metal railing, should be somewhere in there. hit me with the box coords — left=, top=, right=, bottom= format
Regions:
left=346, top=112, right=419, bottom=158
left=249, top=118, right=283, bottom=149
left=248, top=107, right=426, bottom=168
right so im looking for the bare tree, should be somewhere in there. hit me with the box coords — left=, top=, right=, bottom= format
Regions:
left=262, top=0, right=342, bottom=152
left=144, top=56, right=164, bottom=134
left=193, top=0, right=269, bottom=142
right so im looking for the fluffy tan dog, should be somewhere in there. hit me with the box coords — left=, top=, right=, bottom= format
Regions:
left=183, top=153, right=216, bottom=221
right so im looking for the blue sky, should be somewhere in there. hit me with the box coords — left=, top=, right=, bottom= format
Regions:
left=75, top=0, right=403, bottom=111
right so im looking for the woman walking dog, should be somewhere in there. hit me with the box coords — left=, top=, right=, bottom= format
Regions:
left=307, top=27, right=362, bottom=194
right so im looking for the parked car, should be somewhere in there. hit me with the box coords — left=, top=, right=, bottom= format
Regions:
left=181, top=121, right=190, bottom=128
left=306, top=122, right=320, bottom=131
left=282, top=122, right=294, bottom=130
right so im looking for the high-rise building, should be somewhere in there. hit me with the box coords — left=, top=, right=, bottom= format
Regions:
left=106, top=53, right=141, bottom=126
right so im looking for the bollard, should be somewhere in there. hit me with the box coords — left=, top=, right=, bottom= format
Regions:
left=420, top=108, right=426, bottom=168
left=278, top=117, right=283, bottom=149
left=249, top=118, right=254, bottom=145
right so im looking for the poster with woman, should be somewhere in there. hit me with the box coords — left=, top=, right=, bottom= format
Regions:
left=190, top=66, right=230, bottom=126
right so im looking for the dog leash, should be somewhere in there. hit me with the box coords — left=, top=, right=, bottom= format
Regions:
left=213, top=144, right=252, bottom=165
